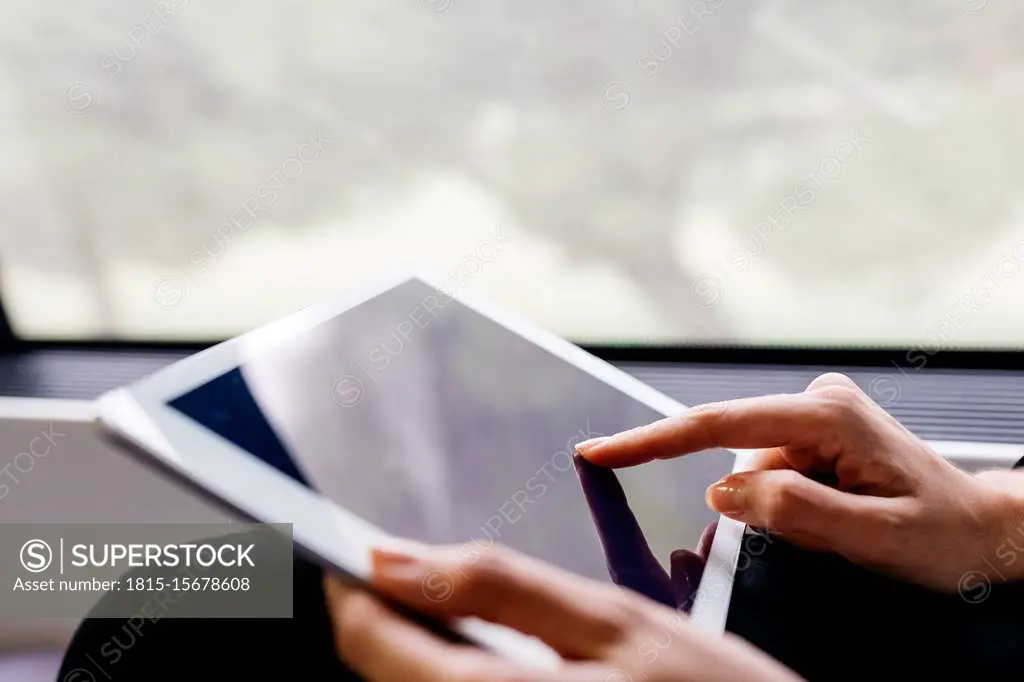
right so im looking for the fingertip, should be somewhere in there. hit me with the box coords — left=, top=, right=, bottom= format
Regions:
left=669, top=549, right=704, bottom=581
left=572, top=450, right=589, bottom=473
left=323, top=572, right=346, bottom=602
left=705, top=473, right=750, bottom=520
left=323, top=573, right=363, bottom=628
left=575, top=436, right=610, bottom=462
left=669, top=549, right=705, bottom=613
left=376, top=537, right=432, bottom=555
left=576, top=445, right=639, bottom=469
left=573, top=451, right=617, bottom=484
left=368, top=545, right=446, bottom=600
left=696, top=522, right=718, bottom=558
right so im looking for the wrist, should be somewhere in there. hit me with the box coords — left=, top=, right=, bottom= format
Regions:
left=971, top=469, right=1024, bottom=584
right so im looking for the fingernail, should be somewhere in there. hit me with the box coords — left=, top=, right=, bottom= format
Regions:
left=377, top=537, right=430, bottom=555
left=371, top=548, right=424, bottom=581
left=705, top=475, right=748, bottom=518
left=575, top=436, right=608, bottom=456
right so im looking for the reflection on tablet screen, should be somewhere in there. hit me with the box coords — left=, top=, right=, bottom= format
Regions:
left=167, top=279, right=734, bottom=604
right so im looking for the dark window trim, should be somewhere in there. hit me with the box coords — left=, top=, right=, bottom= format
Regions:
left=2, top=288, right=1020, bottom=370
left=584, top=344, right=1023, bottom=370
left=0, top=336, right=1021, bottom=371
left=0, top=294, right=17, bottom=354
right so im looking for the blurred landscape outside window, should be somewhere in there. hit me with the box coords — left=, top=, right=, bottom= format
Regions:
left=1, top=0, right=1023, bottom=346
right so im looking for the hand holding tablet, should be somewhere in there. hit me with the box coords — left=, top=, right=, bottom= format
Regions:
left=324, top=544, right=804, bottom=682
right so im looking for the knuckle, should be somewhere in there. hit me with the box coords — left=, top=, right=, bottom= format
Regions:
left=449, top=661, right=508, bottom=682
left=335, top=591, right=376, bottom=634
left=694, top=401, right=730, bottom=421
left=560, top=583, right=649, bottom=643
left=478, top=669, right=538, bottom=682
left=760, top=471, right=807, bottom=530
left=820, top=384, right=862, bottom=406
left=851, top=503, right=914, bottom=563
left=689, top=401, right=730, bottom=441
left=807, top=372, right=858, bottom=391
left=810, top=384, right=865, bottom=421
left=602, top=588, right=658, bottom=634
left=334, top=593, right=380, bottom=656
left=877, top=500, right=918, bottom=538
left=462, top=545, right=515, bottom=588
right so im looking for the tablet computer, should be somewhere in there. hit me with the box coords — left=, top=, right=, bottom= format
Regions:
left=96, top=269, right=745, bottom=668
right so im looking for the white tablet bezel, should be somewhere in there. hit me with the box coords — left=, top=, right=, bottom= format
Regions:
left=96, top=267, right=746, bottom=665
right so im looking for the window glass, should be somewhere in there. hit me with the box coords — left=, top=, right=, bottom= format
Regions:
left=2, top=1, right=1022, bottom=346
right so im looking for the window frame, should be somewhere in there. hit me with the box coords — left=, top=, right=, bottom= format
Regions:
left=1, top=290, right=1020, bottom=370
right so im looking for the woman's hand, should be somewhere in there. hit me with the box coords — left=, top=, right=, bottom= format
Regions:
left=578, top=372, right=1024, bottom=593
left=325, top=545, right=801, bottom=682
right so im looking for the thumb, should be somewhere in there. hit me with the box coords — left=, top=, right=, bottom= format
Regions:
left=705, top=470, right=896, bottom=557
left=669, top=549, right=705, bottom=613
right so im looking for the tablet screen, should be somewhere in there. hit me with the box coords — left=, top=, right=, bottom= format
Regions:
left=167, top=278, right=734, bottom=604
